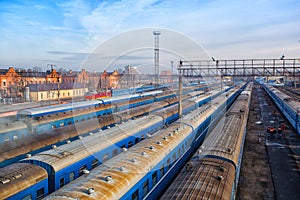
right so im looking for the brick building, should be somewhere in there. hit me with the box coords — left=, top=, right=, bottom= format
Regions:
left=61, top=69, right=100, bottom=90
left=0, top=67, right=61, bottom=99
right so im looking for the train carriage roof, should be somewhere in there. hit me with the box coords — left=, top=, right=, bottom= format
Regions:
left=43, top=100, right=216, bottom=199
left=17, top=90, right=163, bottom=118
left=17, top=100, right=101, bottom=118
left=0, top=121, right=27, bottom=134
left=0, top=163, right=48, bottom=200
left=21, top=114, right=163, bottom=172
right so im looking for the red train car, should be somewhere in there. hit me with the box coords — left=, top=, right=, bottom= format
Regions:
left=84, top=91, right=111, bottom=100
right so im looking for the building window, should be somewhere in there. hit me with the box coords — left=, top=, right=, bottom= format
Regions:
left=41, top=93, right=43, bottom=100
left=3, top=81, right=6, bottom=86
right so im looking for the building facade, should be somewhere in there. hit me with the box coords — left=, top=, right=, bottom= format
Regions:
left=61, top=69, right=101, bottom=90
left=28, top=82, right=87, bottom=102
left=98, top=70, right=120, bottom=90
left=0, top=67, right=61, bottom=99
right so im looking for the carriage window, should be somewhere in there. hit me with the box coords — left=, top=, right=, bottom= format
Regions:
left=79, top=165, right=87, bottom=176
left=173, top=153, right=177, bottom=163
left=69, top=172, right=75, bottom=181
left=167, top=158, right=171, bottom=170
left=132, top=189, right=139, bottom=200
left=36, top=188, right=45, bottom=200
left=152, top=172, right=157, bottom=186
left=113, top=149, right=118, bottom=156
left=135, top=138, right=139, bottom=144
left=22, top=194, right=32, bottom=200
left=128, top=141, right=133, bottom=148
left=103, top=154, right=109, bottom=162
left=92, top=159, right=99, bottom=169
left=143, top=180, right=149, bottom=197
left=60, top=177, right=65, bottom=188
left=160, top=165, right=164, bottom=177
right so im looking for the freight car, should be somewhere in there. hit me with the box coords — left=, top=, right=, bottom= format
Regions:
left=34, top=83, right=246, bottom=200
left=263, top=84, right=300, bottom=135
left=160, top=83, right=252, bottom=200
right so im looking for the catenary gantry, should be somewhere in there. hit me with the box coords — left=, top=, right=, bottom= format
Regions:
left=178, top=58, right=300, bottom=78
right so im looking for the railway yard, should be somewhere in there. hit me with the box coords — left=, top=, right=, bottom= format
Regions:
left=238, top=84, right=300, bottom=200
left=0, top=82, right=300, bottom=199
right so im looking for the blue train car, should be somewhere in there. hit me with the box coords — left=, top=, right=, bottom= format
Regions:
left=20, top=115, right=164, bottom=193
left=263, top=84, right=300, bottom=136
left=160, top=83, right=252, bottom=200
left=19, top=89, right=218, bottom=193
left=43, top=84, right=243, bottom=200
left=16, top=91, right=164, bottom=135
left=0, top=163, right=48, bottom=200
left=0, top=121, right=28, bottom=142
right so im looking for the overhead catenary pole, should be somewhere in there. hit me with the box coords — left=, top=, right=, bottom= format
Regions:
left=178, top=74, right=182, bottom=117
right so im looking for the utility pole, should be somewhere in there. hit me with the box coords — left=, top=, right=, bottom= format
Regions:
left=57, top=77, right=60, bottom=104
left=153, top=30, right=161, bottom=86
left=178, top=74, right=182, bottom=118
left=171, top=61, right=174, bottom=83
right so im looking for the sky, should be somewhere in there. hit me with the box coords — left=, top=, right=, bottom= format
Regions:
left=0, top=0, right=299, bottom=73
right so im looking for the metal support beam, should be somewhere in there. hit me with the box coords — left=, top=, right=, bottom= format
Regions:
left=178, top=58, right=300, bottom=78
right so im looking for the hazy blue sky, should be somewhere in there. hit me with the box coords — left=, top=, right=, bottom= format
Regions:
left=0, top=0, right=299, bottom=72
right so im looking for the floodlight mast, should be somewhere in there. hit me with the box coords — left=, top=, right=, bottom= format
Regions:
left=153, top=30, right=161, bottom=86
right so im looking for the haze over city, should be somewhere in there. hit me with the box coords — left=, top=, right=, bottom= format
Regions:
left=0, top=0, right=299, bottom=73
